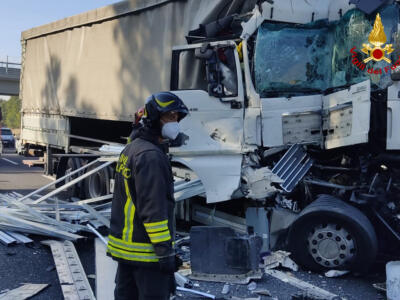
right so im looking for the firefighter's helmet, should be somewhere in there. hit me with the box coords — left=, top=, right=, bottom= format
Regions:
left=143, top=92, right=189, bottom=127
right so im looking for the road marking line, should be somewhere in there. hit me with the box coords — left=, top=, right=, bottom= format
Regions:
left=1, top=158, right=18, bottom=165
left=42, top=175, right=56, bottom=181
left=264, top=269, right=341, bottom=300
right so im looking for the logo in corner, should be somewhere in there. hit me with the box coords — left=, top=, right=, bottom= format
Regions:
left=361, top=13, right=394, bottom=63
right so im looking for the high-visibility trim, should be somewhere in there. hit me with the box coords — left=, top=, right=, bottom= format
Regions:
left=155, top=98, right=174, bottom=108
left=145, top=224, right=169, bottom=233
left=144, top=220, right=168, bottom=228
left=122, top=179, right=135, bottom=241
left=107, top=244, right=159, bottom=262
left=148, top=229, right=171, bottom=243
left=108, top=235, right=155, bottom=253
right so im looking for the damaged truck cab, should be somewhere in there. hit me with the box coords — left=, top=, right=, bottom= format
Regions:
left=169, top=0, right=400, bottom=272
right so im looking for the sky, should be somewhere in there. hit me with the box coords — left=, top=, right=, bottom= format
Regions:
left=0, top=0, right=121, bottom=63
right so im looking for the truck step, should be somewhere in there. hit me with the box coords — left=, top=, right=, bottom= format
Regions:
left=272, top=144, right=313, bottom=192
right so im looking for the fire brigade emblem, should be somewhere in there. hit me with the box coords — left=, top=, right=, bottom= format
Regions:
left=362, top=13, right=394, bottom=63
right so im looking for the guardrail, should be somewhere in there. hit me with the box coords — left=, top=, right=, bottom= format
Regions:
left=0, top=57, right=21, bottom=73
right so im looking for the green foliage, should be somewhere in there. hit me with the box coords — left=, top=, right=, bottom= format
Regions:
left=0, top=96, right=21, bottom=129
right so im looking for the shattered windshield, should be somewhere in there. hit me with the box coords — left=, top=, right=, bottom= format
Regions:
left=254, top=4, right=399, bottom=97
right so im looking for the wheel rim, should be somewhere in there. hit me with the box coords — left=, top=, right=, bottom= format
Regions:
left=307, top=223, right=356, bottom=268
left=88, top=172, right=103, bottom=198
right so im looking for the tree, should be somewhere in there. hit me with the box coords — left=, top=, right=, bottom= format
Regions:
left=0, top=96, right=21, bottom=129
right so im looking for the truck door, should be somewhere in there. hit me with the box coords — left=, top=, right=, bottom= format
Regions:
left=169, top=41, right=245, bottom=203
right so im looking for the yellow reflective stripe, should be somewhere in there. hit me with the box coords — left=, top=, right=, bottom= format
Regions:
left=108, top=235, right=154, bottom=248
left=144, top=220, right=168, bottom=228
left=107, top=245, right=158, bottom=262
left=151, top=235, right=172, bottom=243
left=148, top=230, right=171, bottom=243
left=108, top=239, right=155, bottom=253
left=148, top=230, right=170, bottom=238
left=155, top=98, right=174, bottom=108
left=145, top=225, right=169, bottom=233
left=122, top=179, right=135, bottom=242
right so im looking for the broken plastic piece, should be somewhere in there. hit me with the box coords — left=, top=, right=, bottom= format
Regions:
left=263, top=251, right=299, bottom=272
left=324, top=270, right=350, bottom=278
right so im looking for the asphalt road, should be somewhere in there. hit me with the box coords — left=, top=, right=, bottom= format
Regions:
left=0, top=153, right=388, bottom=300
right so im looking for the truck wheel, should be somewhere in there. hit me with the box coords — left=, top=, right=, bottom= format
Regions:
left=56, top=157, right=82, bottom=198
left=83, top=162, right=110, bottom=199
left=288, top=195, right=377, bottom=273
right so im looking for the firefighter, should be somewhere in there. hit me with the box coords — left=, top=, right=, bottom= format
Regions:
left=107, top=91, right=189, bottom=300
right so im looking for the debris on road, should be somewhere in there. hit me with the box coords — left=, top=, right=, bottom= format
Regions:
left=372, top=282, right=386, bottom=292
left=263, top=250, right=299, bottom=272
left=0, top=191, right=112, bottom=242
left=221, top=283, right=230, bottom=295
left=0, top=283, right=48, bottom=300
left=324, top=270, right=350, bottom=278
left=265, top=269, right=341, bottom=300
left=42, top=240, right=95, bottom=300
left=175, top=272, right=194, bottom=288
left=247, top=281, right=257, bottom=291
left=251, top=288, right=272, bottom=297
left=176, top=286, right=216, bottom=299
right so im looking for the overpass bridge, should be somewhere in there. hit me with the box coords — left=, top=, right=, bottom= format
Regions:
left=0, top=61, right=20, bottom=96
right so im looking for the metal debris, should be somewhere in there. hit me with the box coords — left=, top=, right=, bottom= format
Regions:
left=0, top=284, right=48, bottom=300
left=263, top=250, right=299, bottom=272
left=176, top=287, right=215, bottom=299
left=42, top=240, right=95, bottom=300
left=175, top=272, right=194, bottom=288
left=221, top=283, right=230, bottom=294
left=190, top=269, right=263, bottom=285
left=265, top=270, right=341, bottom=300
left=247, top=281, right=257, bottom=291
left=324, top=270, right=350, bottom=278
left=231, top=297, right=261, bottom=300
left=372, top=282, right=386, bottom=292
left=4, top=231, right=33, bottom=244
left=252, top=289, right=272, bottom=297
left=0, top=230, right=16, bottom=246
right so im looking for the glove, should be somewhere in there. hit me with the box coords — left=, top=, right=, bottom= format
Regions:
left=159, top=255, right=176, bottom=273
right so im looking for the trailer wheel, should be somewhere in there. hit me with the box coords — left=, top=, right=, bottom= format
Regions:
left=83, top=162, right=110, bottom=199
left=288, top=195, right=377, bottom=273
left=56, top=157, right=83, bottom=198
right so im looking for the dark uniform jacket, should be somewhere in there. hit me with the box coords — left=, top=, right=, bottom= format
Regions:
left=107, top=127, right=175, bottom=267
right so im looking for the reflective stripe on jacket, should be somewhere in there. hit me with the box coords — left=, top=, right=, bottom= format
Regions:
left=107, top=127, right=175, bottom=267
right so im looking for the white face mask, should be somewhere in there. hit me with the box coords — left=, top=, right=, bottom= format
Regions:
left=161, top=122, right=180, bottom=140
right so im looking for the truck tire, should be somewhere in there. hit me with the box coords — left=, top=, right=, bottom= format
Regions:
left=83, top=162, right=110, bottom=199
left=288, top=194, right=377, bottom=273
left=56, top=157, right=83, bottom=198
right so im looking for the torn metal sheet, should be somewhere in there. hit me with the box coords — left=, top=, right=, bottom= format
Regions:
left=0, top=230, right=17, bottom=246
left=4, top=231, right=33, bottom=244
left=0, top=194, right=83, bottom=233
left=42, top=240, right=95, bottom=300
left=176, top=287, right=215, bottom=299
left=265, top=269, right=341, bottom=300
left=263, top=251, right=299, bottom=272
left=174, top=179, right=205, bottom=202
left=0, top=283, right=48, bottom=300
left=190, top=270, right=263, bottom=285
left=80, top=203, right=110, bottom=228
left=175, top=272, right=193, bottom=288
left=0, top=214, right=82, bottom=240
